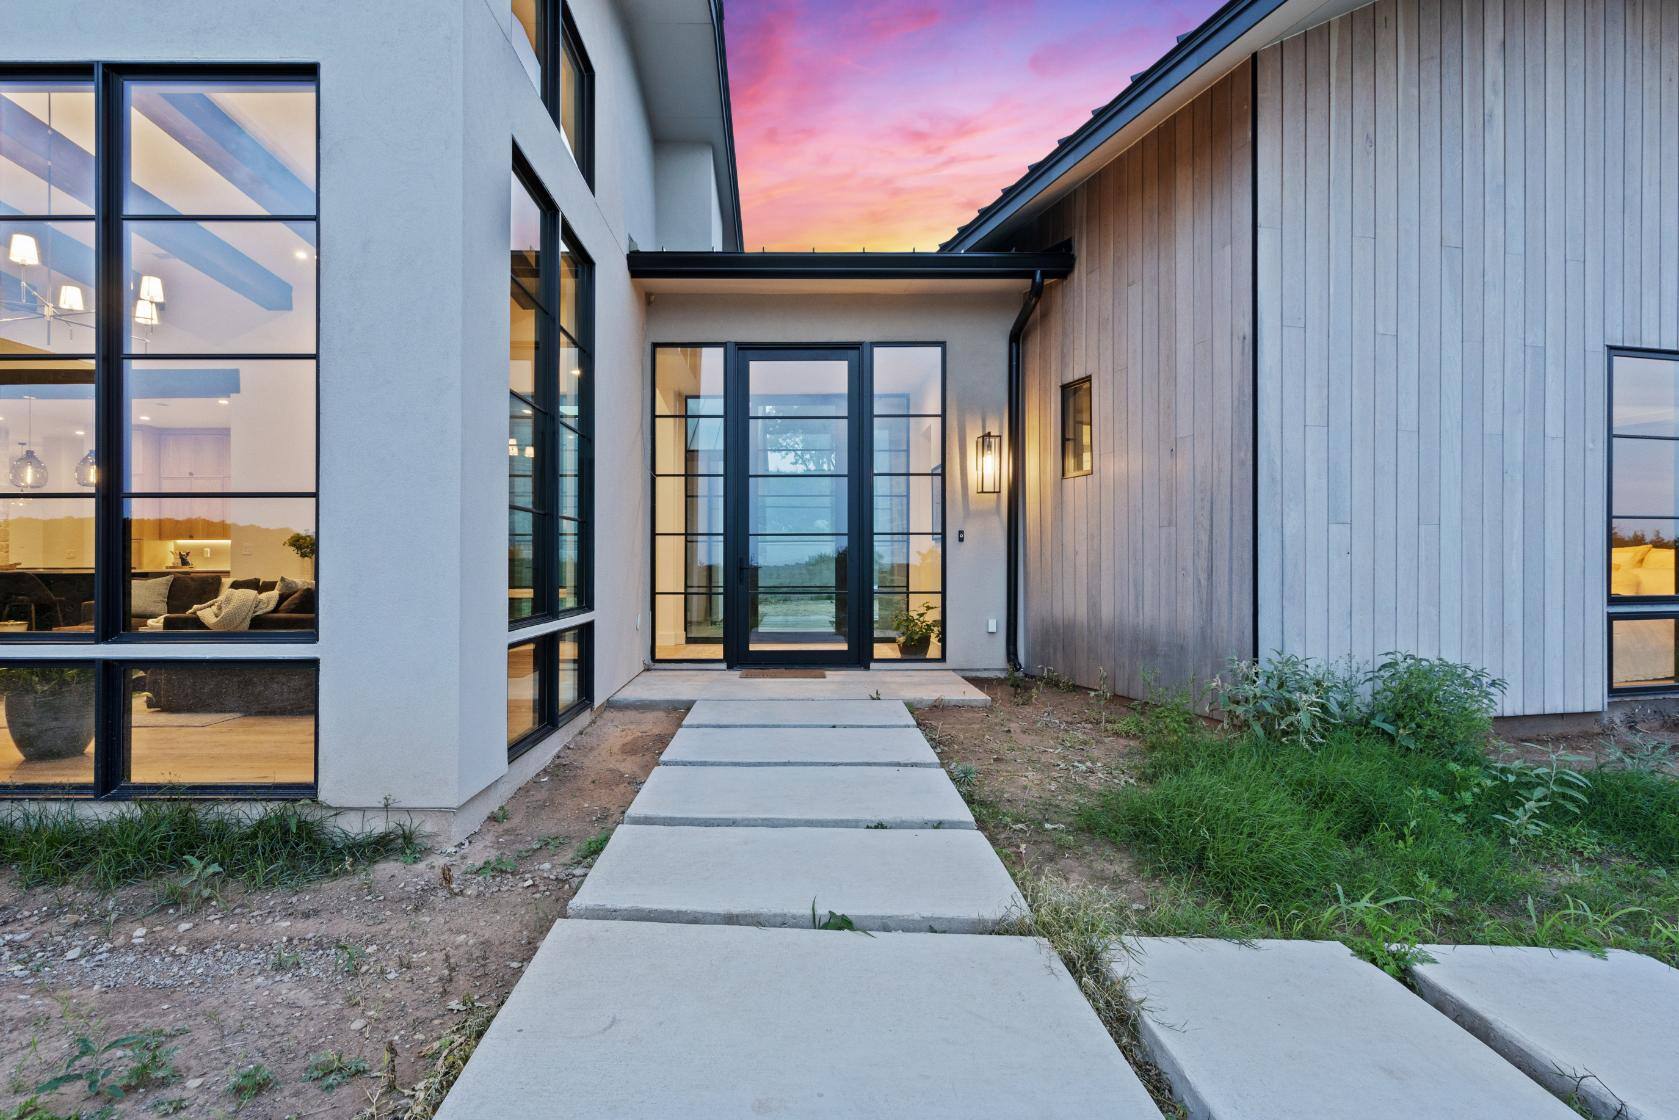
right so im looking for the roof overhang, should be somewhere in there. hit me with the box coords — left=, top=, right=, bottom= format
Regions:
left=629, top=250, right=1074, bottom=282
left=619, top=0, right=743, bottom=249
left=942, top=0, right=1361, bottom=251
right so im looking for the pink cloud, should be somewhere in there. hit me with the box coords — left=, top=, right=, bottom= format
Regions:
left=724, top=0, right=1225, bottom=250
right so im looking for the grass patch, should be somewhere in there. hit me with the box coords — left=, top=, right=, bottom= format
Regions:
left=1082, top=701, right=1679, bottom=966
left=574, top=829, right=612, bottom=862
left=0, top=803, right=423, bottom=892
left=1001, top=875, right=1184, bottom=1118
left=390, top=996, right=499, bottom=1120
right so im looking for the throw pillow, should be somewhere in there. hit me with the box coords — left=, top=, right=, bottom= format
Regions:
left=230, top=577, right=262, bottom=592
left=277, top=587, right=316, bottom=614
left=130, top=574, right=175, bottom=619
left=278, top=575, right=316, bottom=597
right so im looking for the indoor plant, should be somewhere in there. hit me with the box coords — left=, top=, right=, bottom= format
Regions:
left=0, top=667, right=95, bottom=762
left=890, top=601, right=943, bottom=658
left=283, top=532, right=317, bottom=560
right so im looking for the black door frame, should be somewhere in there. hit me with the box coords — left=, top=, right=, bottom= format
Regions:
left=724, top=343, right=869, bottom=668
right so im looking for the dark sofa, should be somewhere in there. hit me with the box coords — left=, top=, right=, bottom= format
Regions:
left=84, top=572, right=317, bottom=632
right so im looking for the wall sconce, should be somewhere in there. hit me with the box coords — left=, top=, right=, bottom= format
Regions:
left=976, top=430, right=1002, bottom=494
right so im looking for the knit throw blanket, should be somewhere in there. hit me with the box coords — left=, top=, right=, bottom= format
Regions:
left=193, top=588, right=281, bottom=631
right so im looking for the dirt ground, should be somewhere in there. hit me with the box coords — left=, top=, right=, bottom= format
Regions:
left=915, top=677, right=1155, bottom=902
left=0, top=707, right=679, bottom=1120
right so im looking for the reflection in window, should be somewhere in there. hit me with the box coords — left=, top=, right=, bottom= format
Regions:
left=556, top=8, right=592, bottom=181
left=872, top=346, right=943, bottom=661
left=508, top=639, right=539, bottom=747
left=1611, top=352, right=1679, bottom=694
left=653, top=346, right=725, bottom=660
left=507, top=624, right=589, bottom=758
left=126, top=662, right=316, bottom=786
left=1062, top=378, right=1093, bottom=478
left=0, top=662, right=94, bottom=788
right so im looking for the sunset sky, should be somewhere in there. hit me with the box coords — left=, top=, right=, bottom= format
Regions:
left=723, top=0, right=1223, bottom=251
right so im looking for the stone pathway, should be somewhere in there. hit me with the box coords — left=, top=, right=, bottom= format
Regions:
left=439, top=695, right=1679, bottom=1119
left=437, top=697, right=1165, bottom=1119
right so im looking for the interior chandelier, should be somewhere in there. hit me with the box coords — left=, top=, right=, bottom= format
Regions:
left=9, top=396, right=46, bottom=490
left=5, top=232, right=169, bottom=334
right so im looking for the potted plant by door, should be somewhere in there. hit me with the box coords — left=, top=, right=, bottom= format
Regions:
left=0, top=666, right=95, bottom=762
left=889, top=601, right=943, bottom=658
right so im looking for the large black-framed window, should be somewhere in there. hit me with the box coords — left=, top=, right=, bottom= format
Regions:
left=871, top=344, right=945, bottom=662
left=510, top=1, right=594, bottom=187
left=649, top=342, right=947, bottom=665
left=1609, top=349, right=1679, bottom=694
left=651, top=345, right=725, bottom=660
left=509, top=155, right=592, bottom=628
left=507, top=622, right=590, bottom=761
left=0, top=64, right=321, bottom=797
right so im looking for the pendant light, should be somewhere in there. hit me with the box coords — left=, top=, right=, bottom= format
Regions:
left=75, top=448, right=97, bottom=488
left=9, top=398, right=47, bottom=490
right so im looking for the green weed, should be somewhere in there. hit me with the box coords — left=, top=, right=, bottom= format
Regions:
left=303, top=1052, right=369, bottom=1093
left=227, top=1063, right=274, bottom=1103
left=0, top=803, right=421, bottom=891
left=574, top=830, right=612, bottom=862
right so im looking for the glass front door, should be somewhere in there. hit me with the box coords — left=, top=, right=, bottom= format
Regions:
left=726, top=348, right=865, bottom=666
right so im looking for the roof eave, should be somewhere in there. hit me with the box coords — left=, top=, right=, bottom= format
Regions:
left=628, top=249, right=1075, bottom=281
left=940, top=0, right=1293, bottom=252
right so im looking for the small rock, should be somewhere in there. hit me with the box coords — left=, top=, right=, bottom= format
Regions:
left=350, top=1018, right=367, bottom=1031
left=184, top=1077, right=204, bottom=1090
left=132, top=927, right=147, bottom=939
left=177, top=922, right=193, bottom=932
left=64, top=947, right=82, bottom=961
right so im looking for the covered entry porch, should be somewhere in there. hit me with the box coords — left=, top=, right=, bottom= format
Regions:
left=634, top=249, right=1071, bottom=674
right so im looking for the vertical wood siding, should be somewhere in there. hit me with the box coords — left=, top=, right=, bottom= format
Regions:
left=1020, top=62, right=1255, bottom=700
left=1257, top=0, right=1679, bottom=715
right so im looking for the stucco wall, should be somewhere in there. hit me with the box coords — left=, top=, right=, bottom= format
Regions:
left=643, top=289, right=1019, bottom=671
left=5, top=0, right=661, bottom=813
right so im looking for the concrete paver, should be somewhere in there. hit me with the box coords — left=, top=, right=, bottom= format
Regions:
left=434, top=919, right=1163, bottom=1120
left=659, top=725, right=939, bottom=767
left=569, top=824, right=1023, bottom=931
left=681, top=698, right=917, bottom=727
left=1111, top=938, right=1579, bottom=1120
left=623, top=764, right=975, bottom=828
left=1412, top=945, right=1679, bottom=1120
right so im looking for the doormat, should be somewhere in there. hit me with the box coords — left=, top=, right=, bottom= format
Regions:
left=739, top=669, right=827, bottom=679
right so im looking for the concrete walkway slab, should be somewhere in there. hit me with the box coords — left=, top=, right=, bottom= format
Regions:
left=659, top=725, right=939, bottom=767
left=434, top=919, right=1162, bottom=1120
left=1412, top=945, right=1679, bottom=1120
left=624, top=765, right=975, bottom=828
left=683, top=698, right=918, bottom=727
left=569, top=825, right=1022, bottom=932
left=611, top=668, right=990, bottom=707
left=1113, top=938, right=1578, bottom=1120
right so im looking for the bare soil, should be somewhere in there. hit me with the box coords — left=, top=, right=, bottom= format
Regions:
left=0, top=707, right=679, bottom=1120
left=914, top=677, right=1154, bottom=902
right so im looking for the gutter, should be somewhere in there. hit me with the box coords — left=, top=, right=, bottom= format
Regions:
left=708, top=0, right=745, bottom=251
left=1005, top=269, right=1046, bottom=672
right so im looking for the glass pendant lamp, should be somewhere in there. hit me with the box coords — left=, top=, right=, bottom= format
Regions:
left=8, top=398, right=47, bottom=489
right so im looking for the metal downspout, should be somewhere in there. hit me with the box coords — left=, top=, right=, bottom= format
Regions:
left=1005, top=270, right=1044, bottom=672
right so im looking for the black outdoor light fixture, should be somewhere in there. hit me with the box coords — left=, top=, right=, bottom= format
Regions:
left=976, top=430, right=1002, bottom=494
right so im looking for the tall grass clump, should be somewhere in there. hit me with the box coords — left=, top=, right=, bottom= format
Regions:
left=1090, top=653, right=1679, bottom=965
left=0, top=802, right=422, bottom=891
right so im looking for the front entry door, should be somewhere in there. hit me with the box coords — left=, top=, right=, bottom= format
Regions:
left=726, top=347, right=865, bottom=667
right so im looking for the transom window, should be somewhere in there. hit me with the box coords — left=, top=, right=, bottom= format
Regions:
left=1610, top=351, right=1679, bottom=693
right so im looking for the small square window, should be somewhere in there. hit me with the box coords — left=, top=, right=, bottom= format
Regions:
left=1061, top=378, right=1092, bottom=479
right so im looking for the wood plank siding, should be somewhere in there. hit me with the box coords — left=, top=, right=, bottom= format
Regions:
left=1257, top=0, right=1679, bottom=715
left=1019, top=62, right=1256, bottom=701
